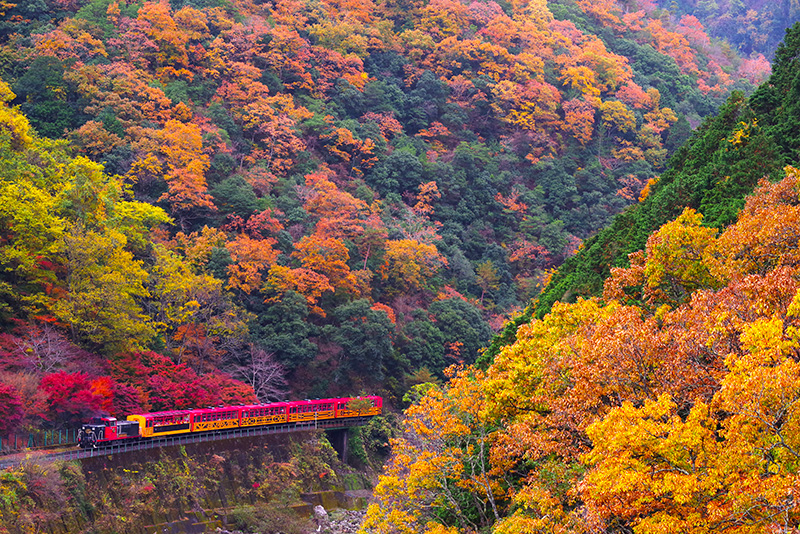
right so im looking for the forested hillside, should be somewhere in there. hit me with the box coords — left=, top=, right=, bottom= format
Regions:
left=363, top=24, right=800, bottom=533
left=0, top=0, right=779, bottom=435
left=534, top=21, right=800, bottom=323
left=649, top=0, right=800, bottom=59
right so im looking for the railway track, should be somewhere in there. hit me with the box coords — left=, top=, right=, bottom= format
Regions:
left=0, top=416, right=374, bottom=469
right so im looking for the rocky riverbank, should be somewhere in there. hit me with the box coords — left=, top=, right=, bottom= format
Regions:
left=214, top=508, right=366, bottom=534
left=316, top=508, right=367, bottom=534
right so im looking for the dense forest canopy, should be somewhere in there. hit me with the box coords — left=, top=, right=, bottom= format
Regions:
left=364, top=23, right=800, bottom=533
left=0, top=0, right=791, bottom=441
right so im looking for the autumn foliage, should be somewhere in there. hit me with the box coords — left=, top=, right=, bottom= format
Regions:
left=364, top=165, right=800, bottom=533
left=0, top=0, right=785, bottom=442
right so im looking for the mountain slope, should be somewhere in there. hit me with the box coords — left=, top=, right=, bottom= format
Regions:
left=531, top=21, right=799, bottom=321
left=364, top=26, right=800, bottom=532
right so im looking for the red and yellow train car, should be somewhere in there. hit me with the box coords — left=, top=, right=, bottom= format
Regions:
left=191, top=407, right=241, bottom=432
left=240, top=403, right=289, bottom=428
left=127, top=410, right=192, bottom=438
left=335, top=396, right=382, bottom=418
left=287, top=399, right=336, bottom=423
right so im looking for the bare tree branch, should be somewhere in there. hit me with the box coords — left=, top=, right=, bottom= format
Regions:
left=229, top=344, right=288, bottom=402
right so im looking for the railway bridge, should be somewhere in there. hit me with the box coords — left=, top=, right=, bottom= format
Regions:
left=0, top=416, right=373, bottom=469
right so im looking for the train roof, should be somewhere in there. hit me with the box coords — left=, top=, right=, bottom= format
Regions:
left=126, top=396, right=382, bottom=419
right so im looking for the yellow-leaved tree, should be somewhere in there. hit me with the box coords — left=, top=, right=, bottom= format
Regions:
left=363, top=366, right=500, bottom=533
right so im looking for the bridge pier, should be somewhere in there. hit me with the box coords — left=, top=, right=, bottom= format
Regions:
left=327, top=429, right=348, bottom=464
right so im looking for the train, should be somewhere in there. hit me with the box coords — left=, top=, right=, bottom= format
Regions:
left=77, top=396, right=383, bottom=448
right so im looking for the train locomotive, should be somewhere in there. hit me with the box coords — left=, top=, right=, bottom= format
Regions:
left=78, top=396, right=382, bottom=448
